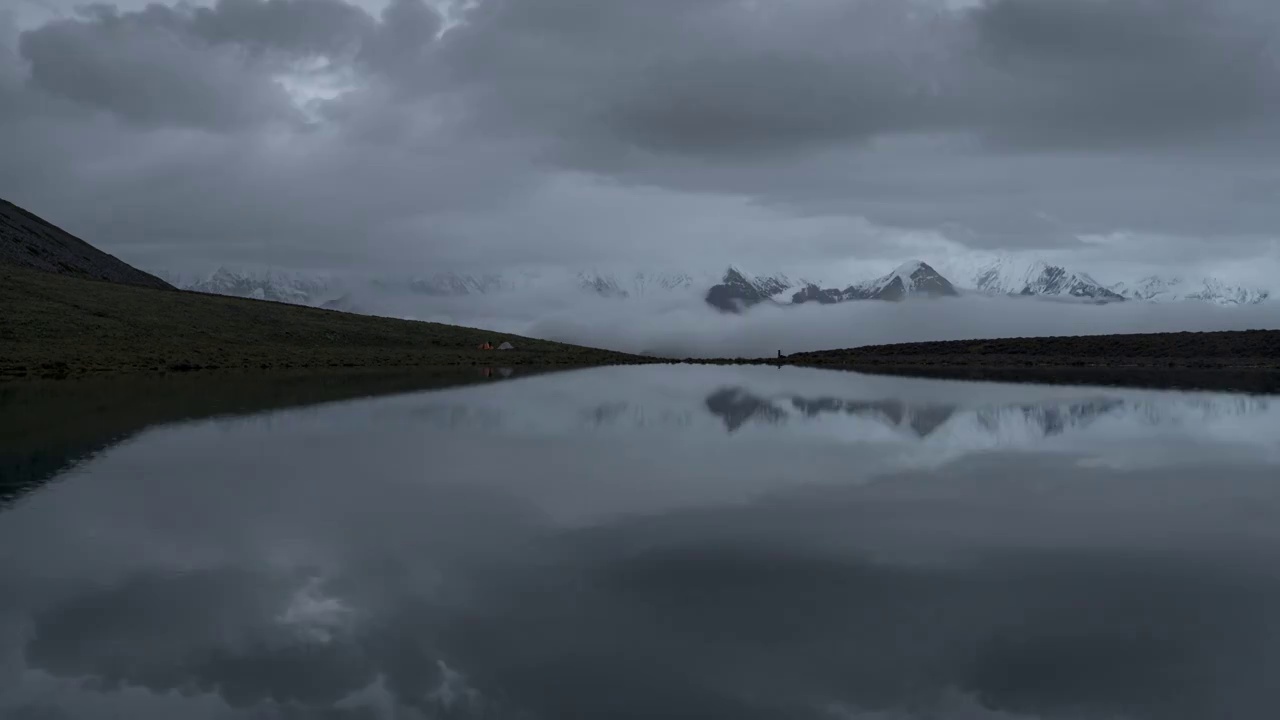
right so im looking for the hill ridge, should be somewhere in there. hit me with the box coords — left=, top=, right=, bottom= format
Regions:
left=0, top=197, right=172, bottom=290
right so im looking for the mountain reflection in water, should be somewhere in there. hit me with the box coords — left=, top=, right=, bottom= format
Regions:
left=1, top=365, right=1278, bottom=720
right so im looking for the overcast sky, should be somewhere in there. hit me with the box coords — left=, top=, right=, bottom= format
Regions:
left=4, top=0, right=1280, bottom=281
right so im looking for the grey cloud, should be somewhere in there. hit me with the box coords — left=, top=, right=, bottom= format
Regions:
left=437, top=0, right=965, bottom=158
left=186, top=0, right=444, bottom=76
left=5, top=0, right=1280, bottom=273
left=14, top=0, right=444, bottom=131
left=362, top=0, right=441, bottom=69
left=189, top=0, right=376, bottom=57
left=394, top=0, right=1280, bottom=247
left=0, top=13, right=25, bottom=119
left=18, top=5, right=301, bottom=129
left=432, top=0, right=1280, bottom=161
left=0, top=0, right=504, bottom=271
left=969, top=0, right=1280, bottom=149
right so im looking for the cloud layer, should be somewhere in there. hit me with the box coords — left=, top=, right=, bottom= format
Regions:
left=4, top=0, right=1280, bottom=276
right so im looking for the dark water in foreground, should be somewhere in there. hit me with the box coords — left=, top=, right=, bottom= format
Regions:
left=2, top=365, right=1280, bottom=719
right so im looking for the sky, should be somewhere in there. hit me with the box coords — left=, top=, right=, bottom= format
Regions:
left=4, top=0, right=1280, bottom=284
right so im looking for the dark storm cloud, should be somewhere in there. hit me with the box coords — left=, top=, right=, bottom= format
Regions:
left=359, top=0, right=442, bottom=77
left=188, top=0, right=376, bottom=56
left=434, top=0, right=1280, bottom=159
left=4, top=0, right=1280, bottom=270
left=18, top=4, right=301, bottom=130
left=435, top=0, right=967, bottom=159
left=14, top=0, right=443, bottom=130
left=970, top=0, right=1280, bottom=148
left=406, top=0, right=1280, bottom=247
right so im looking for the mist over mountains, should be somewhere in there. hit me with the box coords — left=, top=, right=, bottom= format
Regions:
left=163, top=256, right=1273, bottom=310
left=152, top=255, right=1276, bottom=359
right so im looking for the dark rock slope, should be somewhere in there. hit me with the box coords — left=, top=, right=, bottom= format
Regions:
left=0, top=197, right=172, bottom=290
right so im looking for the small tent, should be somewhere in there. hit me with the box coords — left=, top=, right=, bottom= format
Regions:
left=497, top=341, right=515, bottom=350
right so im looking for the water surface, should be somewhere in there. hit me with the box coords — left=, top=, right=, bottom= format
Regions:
left=2, top=365, right=1280, bottom=719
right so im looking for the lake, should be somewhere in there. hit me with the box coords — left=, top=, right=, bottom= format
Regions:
left=2, top=365, right=1280, bottom=719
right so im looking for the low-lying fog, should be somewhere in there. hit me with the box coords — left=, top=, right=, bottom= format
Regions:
left=351, top=288, right=1279, bottom=358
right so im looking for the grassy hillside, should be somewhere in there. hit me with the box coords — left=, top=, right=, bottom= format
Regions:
left=0, top=265, right=644, bottom=380
left=768, top=330, right=1280, bottom=393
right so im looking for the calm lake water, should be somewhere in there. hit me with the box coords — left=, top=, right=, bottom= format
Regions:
left=3, top=365, right=1280, bottom=719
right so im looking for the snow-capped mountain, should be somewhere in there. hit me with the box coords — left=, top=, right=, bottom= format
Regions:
left=963, top=257, right=1125, bottom=302
left=390, top=269, right=702, bottom=299
left=577, top=270, right=697, bottom=298
left=845, top=260, right=959, bottom=301
left=183, top=267, right=343, bottom=305
left=1111, top=276, right=1271, bottom=306
left=791, top=260, right=959, bottom=305
left=173, top=265, right=708, bottom=307
left=402, top=272, right=511, bottom=296
left=166, top=258, right=1273, bottom=316
left=705, top=266, right=796, bottom=312
left=940, top=255, right=1275, bottom=305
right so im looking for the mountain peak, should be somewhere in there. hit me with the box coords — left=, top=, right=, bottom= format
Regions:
left=965, top=257, right=1124, bottom=302
left=891, top=259, right=929, bottom=276
left=791, top=260, right=958, bottom=304
left=852, top=260, right=959, bottom=301
left=705, top=266, right=795, bottom=312
left=206, top=266, right=240, bottom=282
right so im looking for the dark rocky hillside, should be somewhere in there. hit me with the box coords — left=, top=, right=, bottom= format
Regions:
left=0, top=198, right=172, bottom=290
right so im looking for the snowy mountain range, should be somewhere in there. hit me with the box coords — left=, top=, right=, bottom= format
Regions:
left=964, top=257, right=1125, bottom=302
left=173, top=267, right=344, bottom=305
left=791, top=261, right=959, bottom=306
left=577, top=270, right=698, bottom=298
left=397, top=269, right=703, bottom=299
left=940, top=256, right=1273, bottom=306
left=1111, top=275, right=1272, bottom=306
left=401, top=272, right=511, bottom=296
left=162, top=259, right=1273, bottom=313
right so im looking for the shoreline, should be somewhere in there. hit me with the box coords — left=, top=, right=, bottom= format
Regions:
left=1, top=265, right=653, bottom=381
left=9, top=356, right=1279, bottom=396
left=5, top=264, right=1278, bottom=392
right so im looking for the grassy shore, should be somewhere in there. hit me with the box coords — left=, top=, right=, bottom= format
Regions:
left=785, top=330, right=1280, bottom=370
left=6, top=261, right=1279, bottom=391
left=771, top=331, right=1280, bottom=393
left=0, top=265, right=646, bottom=380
